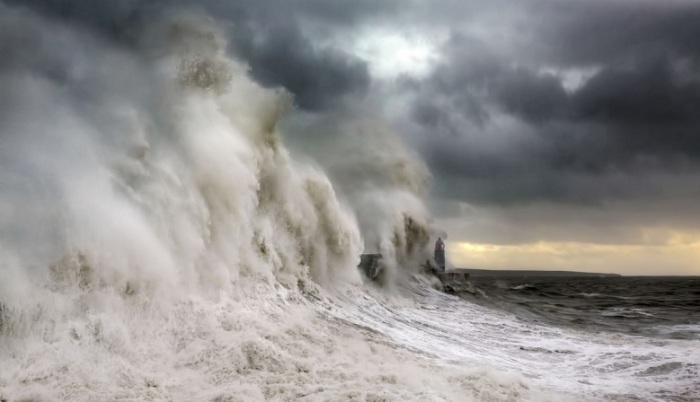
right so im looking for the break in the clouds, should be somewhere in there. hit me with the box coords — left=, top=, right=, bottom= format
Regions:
left=4, top=0, right=700, bottom=273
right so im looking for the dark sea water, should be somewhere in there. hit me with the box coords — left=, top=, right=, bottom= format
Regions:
left=456, top=276, right=700, bottom=340
left=333, top=274, right=700, bottom=400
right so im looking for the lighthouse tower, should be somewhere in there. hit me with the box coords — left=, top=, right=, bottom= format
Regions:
left=434, top=237, right=446, bottom=271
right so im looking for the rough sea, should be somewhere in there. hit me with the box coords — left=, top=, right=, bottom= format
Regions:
left=1, top=6, right=699, bottom=401
left=328, top=275, right=700, bottom=401
left=460, top=277, right=700, bottom=340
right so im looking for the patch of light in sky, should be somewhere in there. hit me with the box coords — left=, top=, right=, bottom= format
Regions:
left=540, top=66, right=601, bottom=93
left=352, top=30, right=441, bottom=79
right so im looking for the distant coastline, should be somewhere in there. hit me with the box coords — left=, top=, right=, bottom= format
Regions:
left=454, top=268, right=622, bottom=278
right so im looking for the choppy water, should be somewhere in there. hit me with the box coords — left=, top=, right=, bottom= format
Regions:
left=328, top=276, right=700, bottom=401
left=457, top=277, right=700, bottom=340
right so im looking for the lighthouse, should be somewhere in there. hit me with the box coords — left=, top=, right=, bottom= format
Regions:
left=434, top=237, right=446, bottom=271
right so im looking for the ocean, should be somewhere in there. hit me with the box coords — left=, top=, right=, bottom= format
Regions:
left=5, top=273, right=697, bottom=402
left=1, top=8, right=699, bottom=402
left=459, top=277, right=700, bottom=340
left=326, top=275, right=700, bottom=401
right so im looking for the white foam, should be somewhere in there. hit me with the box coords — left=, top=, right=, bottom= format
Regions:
left=325, top=284, right=700, bottom=401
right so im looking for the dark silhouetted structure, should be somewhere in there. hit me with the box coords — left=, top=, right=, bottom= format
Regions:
left=434, top=237, right=445, bottom=271
left=358, top=254, right=383, bottom=280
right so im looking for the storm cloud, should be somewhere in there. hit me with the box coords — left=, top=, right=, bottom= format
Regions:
left=398, top=1, right=700, bottom=211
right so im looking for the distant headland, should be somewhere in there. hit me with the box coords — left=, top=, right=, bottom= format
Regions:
left=455, top=268, right=622, bottom=278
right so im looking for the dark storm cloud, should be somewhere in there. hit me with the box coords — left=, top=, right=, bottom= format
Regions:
left=572, top=59, right=700, bottom=127
left=2, top=0, right=158, bottom=41
left=407, top=46, right=569, bottom=126
left=532, top=0, right=700, bottom=66
left=402, top=1, right=700, bottom=209
left=496, top=69, right=569, bottom=123
left=5, top=0, right=376, bottom=110
left=200, top=0, right=379, bottom=109
left=228, top=13, right=370, bottom=110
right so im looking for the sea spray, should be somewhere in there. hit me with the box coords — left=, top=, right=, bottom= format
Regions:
left=0, top=6, right=573, bottom=401
left=281, top=117, right=439, bottom=285
left=0, top=8, right=366, bottom=395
